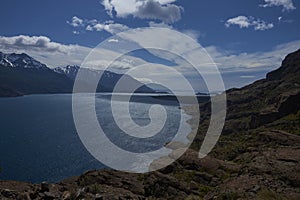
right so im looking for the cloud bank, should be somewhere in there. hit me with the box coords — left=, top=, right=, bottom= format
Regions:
left=67, top=16, right=84, bottom=27
left=86, top=21, right=129, bottom=34
left=1, top=35, right=299, bottom=80
left=101, top=0, right=183, bottom=23
left=206, top=40, right=300, bottom=71
left=0, top=35, right=90, bottom=67
left=68, top=16, right=129, bottom=34
left=260, top=0, right=296, bottom=11
left=225, top=16, right=274, bottom=31
left=0, top=35, right=148, bottom=70
left=0, top=35, right=77, bottom=53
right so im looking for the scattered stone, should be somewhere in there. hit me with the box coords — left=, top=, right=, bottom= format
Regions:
left=17, top=192, right=31, bottom=200
left=40, top=181, right=49, bottom=192
left=189, top=181, right=199, bottom=191
left=62, top=191, right=71, bottom=200
left=76, top=187, right=86, bottom=199
left=251, top=185, right=260, bottom=193
left=1, top=189, right=15, bottom=198
left=95, top=193, right=103, bottom=200
left=44, top=191, right=56, bottom=200
left=193, top=172, right=213, bottom=183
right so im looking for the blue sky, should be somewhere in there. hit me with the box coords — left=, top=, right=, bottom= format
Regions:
left=0, top=0, right=300, bottom=89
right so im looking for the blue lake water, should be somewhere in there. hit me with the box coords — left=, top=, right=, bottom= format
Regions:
left=0, top=94, right=191, bottom=183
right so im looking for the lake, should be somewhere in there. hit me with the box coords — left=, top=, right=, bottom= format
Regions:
left=0, top=93, right=195, bottom=183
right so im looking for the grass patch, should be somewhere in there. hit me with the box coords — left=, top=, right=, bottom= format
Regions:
left=198, top=185, right=212, bottom=196
left=257, top=189, right=288, bottom=200
left=218, top=192, right=239, bottom=200
left=88, top=183, right=102, bottom=194
left=264, top=110, right=300, bottom=135
left=174, top=170, right=196, bottom=182
left=185, top=195, right=203, bottom=200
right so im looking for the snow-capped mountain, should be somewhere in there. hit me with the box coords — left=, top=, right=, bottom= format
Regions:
left=54, top=65, right=155, bottom=93
left=54, top=65, right=122, bottom=81
left=0, top=52, right=155, bottom=96
left=53, top=65, right=80, bottom=80
left=0, top=52, right=73, bottom=97
left=0, top=52, right=47, bottom=69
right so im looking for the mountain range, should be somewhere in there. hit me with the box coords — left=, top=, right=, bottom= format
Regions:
left=0, top=52, right=154, bottom=97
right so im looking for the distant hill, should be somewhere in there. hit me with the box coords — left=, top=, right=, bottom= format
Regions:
left=0, top=52, right=155, bottom=97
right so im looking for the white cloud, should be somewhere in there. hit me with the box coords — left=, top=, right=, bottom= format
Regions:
left=0, top=35, right=72, bottom=53
left=252, top=20, right=274, bottom=31
left=108, top=38, right=119, bottom=43
left=182, top=30, right=203, bottom=40
left=68, top=15, right=200, bottom=41
left=67, top=16, right=84, bottom=27
left=2, top=34, right=299, bottom=73
left=134, top=0, right=183, bottom=23
left=225, top=16, right=251, bottom=28
left=260, top=0, right=296, bottom=11
left=206, top=40, right=300, bottom=71
left=86, top=25, right=94, bottom=31
left=88, top=21, right=129, bottom=34
left=135, top=77, right=155, bottom=83
left=148, top=21, right=173, bottom=28
left=240, top=75, right=256, bottom=79
left=0, top=35, right=146, bottom=69
left=67, top=16, right=129, bottom=35
left=1, top=34, right=299, bottom=90
left=225, top=16, right=274, bottom=31
left=278, top=16, right=294, bottom=23
left=102, top=0, right=115, bottom=17
left=101, top=0, right=183, bottom=23
left=148, top=22, right=203, bottom=41
left=0, top=35, right=91, bottom=68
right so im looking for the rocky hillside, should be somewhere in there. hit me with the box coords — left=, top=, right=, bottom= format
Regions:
left=0, top=50, right=300, bottom=199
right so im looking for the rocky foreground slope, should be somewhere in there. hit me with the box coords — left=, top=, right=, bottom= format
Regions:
left=1, top=50, right=300, bottom=199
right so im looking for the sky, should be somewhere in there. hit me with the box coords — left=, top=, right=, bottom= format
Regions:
left=0, top=0, right=300, bottom=90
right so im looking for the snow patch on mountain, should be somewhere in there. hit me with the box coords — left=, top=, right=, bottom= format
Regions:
left=0, top=52, right=48, bottom=69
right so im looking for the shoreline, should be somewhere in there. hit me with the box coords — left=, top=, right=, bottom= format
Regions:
left=149, top=103, right=202, bottom=171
